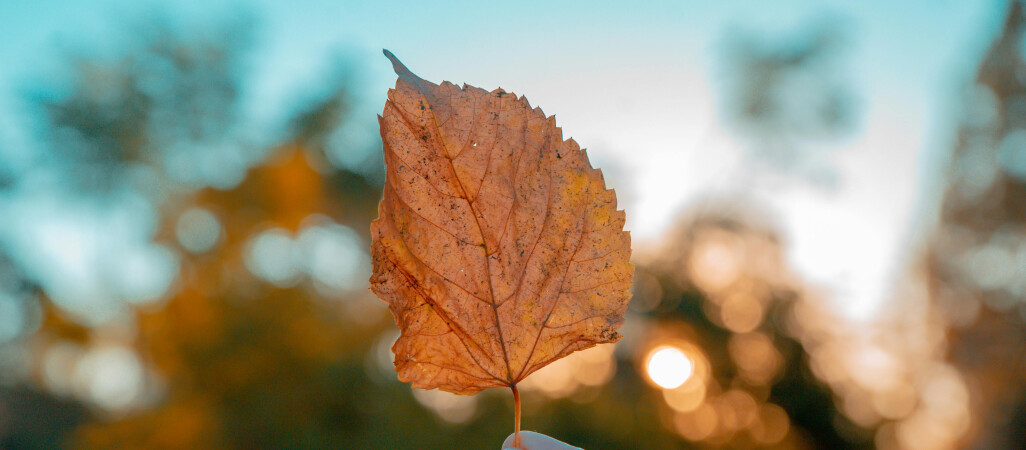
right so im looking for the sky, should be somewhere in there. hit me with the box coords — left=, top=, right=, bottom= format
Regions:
left=0, top=0, right=1012, bottom=322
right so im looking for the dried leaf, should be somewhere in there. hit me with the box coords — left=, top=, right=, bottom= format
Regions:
left=370, top=50, right=632, bottom=396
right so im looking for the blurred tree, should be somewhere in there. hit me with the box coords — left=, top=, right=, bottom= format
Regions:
left=719, top=22, right=858, bottom=186
left=4, top=7, right=1005, bottom=450
left=1, top=17, right=521, bottom=449
left=13, top=17, right=846, bottom=447
left=630, top=207, right=860, bottom=449
left=926, top=1, right=1026, bottom=448
left=35, top=19, right=253, bottom=193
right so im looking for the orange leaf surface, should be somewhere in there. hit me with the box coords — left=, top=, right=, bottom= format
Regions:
left=370, top=50, right=632, bottom=395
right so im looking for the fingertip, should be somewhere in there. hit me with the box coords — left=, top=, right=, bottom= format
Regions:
left=500, top=431, right=581, bottom=449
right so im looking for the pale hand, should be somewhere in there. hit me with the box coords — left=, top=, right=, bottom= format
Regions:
left=501, top=431, right=582, bottom=450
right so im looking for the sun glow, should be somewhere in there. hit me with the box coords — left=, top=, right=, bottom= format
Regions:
left=645, top=346, right=694, bottom=390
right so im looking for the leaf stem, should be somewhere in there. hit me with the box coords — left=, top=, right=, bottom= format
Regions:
left=511, top=384, right=522, bottom=449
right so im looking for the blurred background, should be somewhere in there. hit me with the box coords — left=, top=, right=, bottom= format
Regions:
left=0, top=0, right=1023, bottom=448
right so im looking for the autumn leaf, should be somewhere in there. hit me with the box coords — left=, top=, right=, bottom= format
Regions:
left=369, top=49, right=632, bottom=445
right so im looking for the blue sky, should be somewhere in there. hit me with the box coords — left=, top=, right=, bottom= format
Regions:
left=0, top=0, right=1007, bottom=220
left=0, top=0, right=1012, bottom=321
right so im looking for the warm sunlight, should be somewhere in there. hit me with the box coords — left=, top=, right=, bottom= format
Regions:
left=0, top=1, right=1021, bottom=448
left=645, top=346, right=694, bottom=390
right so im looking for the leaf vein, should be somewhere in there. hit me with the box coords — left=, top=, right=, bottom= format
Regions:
left=386, top=102, right=464, bottom=199
left=512, top=186, right=589, bottom=381
left=386, top=181, right=481, bottom=250
left=561, top=276, right=630, bottom=294
left=380, top=249, right=502, bottom=382
left=423, top=90, right=514, bottom=382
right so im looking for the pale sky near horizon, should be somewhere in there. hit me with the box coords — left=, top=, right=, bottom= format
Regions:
left=0, top=0, right=1012, bottom=321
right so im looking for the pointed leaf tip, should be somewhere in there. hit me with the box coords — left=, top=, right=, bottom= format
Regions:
left=382, top=49, right=418, bottom=81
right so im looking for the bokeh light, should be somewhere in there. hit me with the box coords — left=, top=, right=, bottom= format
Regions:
left=750, top=404, right=790, bottom=444
left=0, top=1, right=1023, bottom=448
left=0, top=293, right=26, bottom=343
left=519, top=344, right=617, bottom=398
left=175, top=207, right=222, bottom=254
left=673, top=402, right=719, bottom=441
left=645, top=346, right=694, bottom=390
left=243, top=218, right=370, bottom=294
left=663, top=380, right=706, bottom=413
left=728, top=332, right=783, bottom=385
left=411, top=389, right=478, bottom=424
left=244, top=228, right=301, bottom=287
left=295, top=216, right=370, bottom=294
left=72, top=345, right=146, bottom=411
